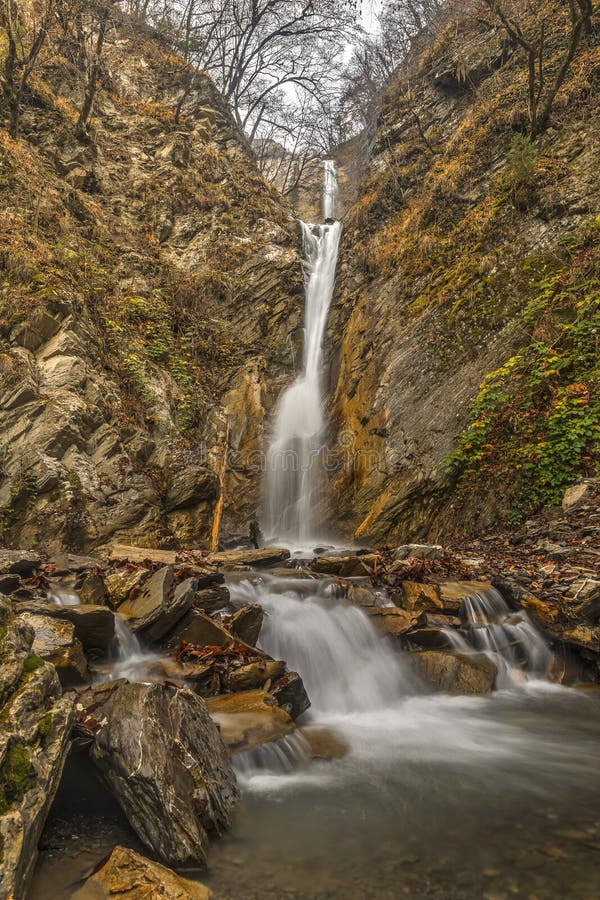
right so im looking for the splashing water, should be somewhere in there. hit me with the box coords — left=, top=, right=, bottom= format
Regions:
left=265, top=161, right=342, bottom=544
left=444, top=587, right=552, bottom=687
left=107, top=615, right=163, bottom=682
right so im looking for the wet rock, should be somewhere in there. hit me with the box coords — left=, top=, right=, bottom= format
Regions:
left=229, top=604, right=263, bottom=645
left=206, top=690, right=294, bottom=752
left=439, top=581, right=492, bottom=614
left=399, top=582, right=444, bottom=613
left=393, top=544, right=444, bottom=561
left=412, top=650, right=497, bottom=694
left=366, top=607, right=425, bottom=637
left=21, top=613, right=89, bottom=686
left=206, top=547, right=291, bottom=568
left=119, top=566, right=191, bottom=641
left=346, top=583, right=380, bottom=607
left=15, top=603, right=115, bottom=655
left=194, top=584, right=230, bottom=612
left=310, top=554, right=383, bottom=577
left=73, top=571, right=109, bottom=606
left=90, top=681, right=238, bottom=866
left=271, top=670, right=311, bottom=719
left=72, top=845, right=213, bottom=899
left=164, top=609, right=235, bottom=649
left=406, top=627, right=452, bottom=649
left=0, top=600, right=74, bottom=900
left=0, top=549, right=40, bottom=577
left=104, top=567, right=150, bottom=608
left=225, top=659, right=285, bottom=691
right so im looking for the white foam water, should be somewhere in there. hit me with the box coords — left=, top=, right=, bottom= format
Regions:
left=265, top=161, right=342, bottom=544
left=444, top=586, right=552, bottom=687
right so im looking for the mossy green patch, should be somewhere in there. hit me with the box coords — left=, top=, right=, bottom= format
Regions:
left=447, top=216, right=600, bottom=523
left=0, top=742, right=34, bottom=815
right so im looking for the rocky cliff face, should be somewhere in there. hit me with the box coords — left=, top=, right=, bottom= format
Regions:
left=0, top=14, right=303, bottom=553
left=327, top=2, right=600, bottom=544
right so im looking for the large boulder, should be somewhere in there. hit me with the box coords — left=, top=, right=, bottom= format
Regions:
left=21, top=613, right=89, bottom=686
left=72, top=845, right=212, bottom=899
left=0, top=600, right=74, bottom=900
left=104, top=567, right=150, bottom=608
left=0, top=549, right=40, bottom=577
left=412, top=650, right=497, bottom=695
left=16, top=602, right=115, bottom=655
left=118, top=567, right=192, bottom=641
left=90, top=681, right=238, bottom=867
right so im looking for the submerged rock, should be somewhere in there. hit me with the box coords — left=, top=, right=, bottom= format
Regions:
left=72, top=845, right=212, bottom=899
left=207, top=689, right=294, bottom=752
left=412, top=650, right=497, bottom=695
left=0, top=599, right=74, bottom=900
left=89, top=681, right=238, bottom=866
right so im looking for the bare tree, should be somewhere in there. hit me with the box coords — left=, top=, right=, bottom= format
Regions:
left=0, top=0, right=56, bottom=138
left=76, top=1, right=118, bottom=140
left=479, top=0, right=595, bottom=137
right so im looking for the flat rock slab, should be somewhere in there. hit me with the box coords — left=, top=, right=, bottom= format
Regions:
left=207, top=689, right=294, bottom=752
left=72, top=845, right=212, bottom=899
left=108, top=545, right=185, bottom=565
left=206, top=547, right=291, bottom=568
left=90, top=681, right=238, bottom=867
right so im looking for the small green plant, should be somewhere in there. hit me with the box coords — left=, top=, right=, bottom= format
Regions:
left=497, top=134, right=538, bottom=210
left=0, top=743, right=34, bottom=814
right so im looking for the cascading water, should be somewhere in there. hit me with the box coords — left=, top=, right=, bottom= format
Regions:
left=444, top=586, right=552, bottom=687
left=265, top=161, right=342, bottom=544
left=107, top=615, right=162, bottom=682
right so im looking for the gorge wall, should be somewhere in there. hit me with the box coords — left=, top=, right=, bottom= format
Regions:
left=327, top=2, right=600, bottom=544
left=0, top=11, right=303, bottom=553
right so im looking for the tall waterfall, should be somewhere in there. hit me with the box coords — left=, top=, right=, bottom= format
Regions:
left=265, top=161, right=342, bottom=543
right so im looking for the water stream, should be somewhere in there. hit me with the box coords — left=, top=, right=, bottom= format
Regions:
left=265, top=161, right=342, bottom=543
left=30, top=163, right=600, bottom=900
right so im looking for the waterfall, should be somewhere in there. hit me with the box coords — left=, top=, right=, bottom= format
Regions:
left=107, top=615, right=162, bottom=682
left=265, top=161, right=342, bottom=544
left=444, top=587, right=552, bottom=687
